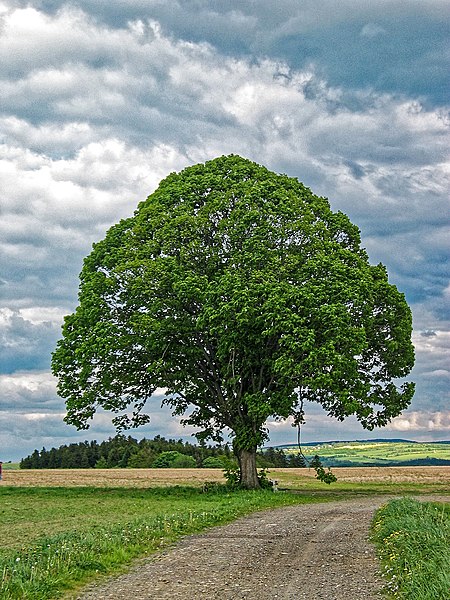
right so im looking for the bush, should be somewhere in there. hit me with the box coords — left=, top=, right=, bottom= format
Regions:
left=202, top=456, right=225, bottom=468
left=152, top=451, right=196, bottom=468
left=171, top=454, right=197, bottom=468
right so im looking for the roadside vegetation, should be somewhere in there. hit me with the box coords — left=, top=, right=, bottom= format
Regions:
left=0, top=485, right=330, bottom=599
left=371, top=498, right=450, bottom=599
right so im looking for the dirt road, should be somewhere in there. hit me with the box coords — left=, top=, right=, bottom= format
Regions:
left=74, top=497, right=392, bottom=599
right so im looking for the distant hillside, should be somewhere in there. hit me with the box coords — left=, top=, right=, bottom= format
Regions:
left=276, top=438, right=416, bottom=448
left=273, top=439, right=450, bottom=467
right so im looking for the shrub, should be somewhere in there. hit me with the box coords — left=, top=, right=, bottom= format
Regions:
left=152, top=451, right=196, bottom=468
left=202, top=456, right=225, bottom=468
left=171, top=454, right=197, bottom=468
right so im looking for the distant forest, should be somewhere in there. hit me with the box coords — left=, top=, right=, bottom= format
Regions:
left=19, top=435, right=306, bottom=469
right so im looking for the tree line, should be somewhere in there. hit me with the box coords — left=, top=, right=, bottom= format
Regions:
left=19, top=435, right=307, bottom=470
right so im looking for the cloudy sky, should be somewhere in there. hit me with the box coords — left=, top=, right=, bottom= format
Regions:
left=1, top=0, right=449, bottom=461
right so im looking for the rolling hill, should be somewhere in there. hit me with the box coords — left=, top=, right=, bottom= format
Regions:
left=275, top=439, right=450, bottom=467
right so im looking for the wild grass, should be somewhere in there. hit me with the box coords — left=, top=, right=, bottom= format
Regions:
left=0, top=485, right=330, bottom=599
left=1, top=469, right=448, bottom=599
left=371, top=498, right=450, bottom=599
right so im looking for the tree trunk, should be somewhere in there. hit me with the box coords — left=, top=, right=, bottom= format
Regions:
left=238, top=448, right=260, bottom=489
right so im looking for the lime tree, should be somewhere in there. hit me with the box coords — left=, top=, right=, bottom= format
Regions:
left=52, top=155, right=415, bottom=488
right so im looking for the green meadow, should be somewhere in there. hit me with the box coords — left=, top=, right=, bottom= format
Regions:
left=0, top=484, right=331, bottom=599
left=372, top=498, right=450, bottom=599
left=1, top=463, right=449, bottom=599
left=280, top=440, right=450, bottom=466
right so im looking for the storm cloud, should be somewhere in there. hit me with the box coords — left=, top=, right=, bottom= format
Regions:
left=0, top=1, right=449, bottom=460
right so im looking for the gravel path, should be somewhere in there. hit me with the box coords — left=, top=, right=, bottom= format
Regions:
left=74, top=496, right=392, bottom=600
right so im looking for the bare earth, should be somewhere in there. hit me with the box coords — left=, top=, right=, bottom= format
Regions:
left=74, top=497, right=389, bottom=600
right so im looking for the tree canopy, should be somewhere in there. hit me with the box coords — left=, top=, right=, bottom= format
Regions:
left=52, top=155, right=415, bottom=488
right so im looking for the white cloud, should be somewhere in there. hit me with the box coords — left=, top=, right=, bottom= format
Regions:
left=0, top=6, right=131, bottom=73
left=0, top=117, right=96, bottom=155
left=16, top=307, right=67, bottom=327
left=0, top=370, right=59, bottom=409
left=0, top=370, right=196, bottom=460
left=0, top=2, right=449, bottom=458
left=387, top=411, right=450, bottom=432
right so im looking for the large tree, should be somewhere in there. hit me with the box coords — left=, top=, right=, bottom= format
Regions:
left=52, top=155, right=415, bottom=488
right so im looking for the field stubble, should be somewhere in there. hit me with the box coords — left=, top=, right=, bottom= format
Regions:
left=2, top=465, right=450, bottom=490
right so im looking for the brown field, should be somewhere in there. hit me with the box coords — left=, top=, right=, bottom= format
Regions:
left=1, top=466, right=450, bottom=488
left=0, top=468, right=226, bottom=487
left=273, top=465, right=450, bottom=485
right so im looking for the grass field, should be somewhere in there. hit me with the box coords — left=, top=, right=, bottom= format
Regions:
left=0, top=463, right=19, bottom=471
left=272, top=465, right=450, bottom=493
left=0, top=474, right=333, bottom=600
left=372, top=498, right=450, bottom=599
left=1, top=467, right=449, bottom=599
left=281, top=440, right=450, bottom=466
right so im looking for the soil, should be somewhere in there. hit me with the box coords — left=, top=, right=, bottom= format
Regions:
left=73, top=496, right=393, bottom=600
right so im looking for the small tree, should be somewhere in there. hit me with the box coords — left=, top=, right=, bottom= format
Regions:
left=202, top=456, right=225, bottom=468
left=52, top=155, right=415, bottom=489
left=289, top=453, right=307, bottom=468
left=309, top=454, right=323, bottom=470
left=152, top=451, right=196, bottom=468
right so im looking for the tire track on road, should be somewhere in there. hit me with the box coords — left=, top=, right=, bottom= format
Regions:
left=74, top=498, right=387, bottom=600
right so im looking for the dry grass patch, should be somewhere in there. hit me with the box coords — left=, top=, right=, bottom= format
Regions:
left=269, top=466, right=450, bottom=495
left=1, top=468, right=226, bottom=488
left=2, top=466, right=449, bottom=491
left=272, top=465, right=450, bottom=483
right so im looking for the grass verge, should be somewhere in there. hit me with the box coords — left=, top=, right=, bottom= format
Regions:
left=371, top=498, right=450, bottom=599
left=0, top=485, right=330, bottom=599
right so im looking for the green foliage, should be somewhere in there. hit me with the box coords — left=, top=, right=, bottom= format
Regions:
left=223, top=464, right=241, bottom=490
left=371, top=498, right=450, bottom=599
left=52, top=155, right=415, bottom=488
left=257, top=468, right=275, bottom=490
left=258, top=447, right=289, bottom=468
left=288, top=453, right=307, bottom=468
left=20, top=435, right=233, bottom=470
left=309, top=454, right=323, bottom=470
left=0, top=486, right=325, bottom=599
left=222, top=463, right=275, bottom=491
left=308, top=454, right=337, bottom=484
left=314, top=464, right=337, bottom=485
left=202, top=456, right=225, bottom=468
left=152, top=451, right=196, bottom=468
left=169, top=453, right=197, bottom=468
